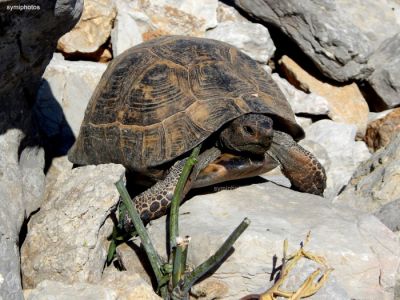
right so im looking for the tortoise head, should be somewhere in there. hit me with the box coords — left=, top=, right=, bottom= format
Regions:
left=219, top=113, right=274, bottom=155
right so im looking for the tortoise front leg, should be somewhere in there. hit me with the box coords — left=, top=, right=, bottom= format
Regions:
left=267, top=131, right=327, bottom=196
left=122, top=147, right=221, bottom=230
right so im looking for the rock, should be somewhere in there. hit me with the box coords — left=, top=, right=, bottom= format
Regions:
left=365, top=108, right=400, bottom=151
left=205, top=21, right=275, bottom=63
left=24, top=270, right=162, bottom=300
left=110, top=0, right=143, bottom=57
left=271, top=73, right=330, bottom=116
left=21, top=164, right=125, bottom=288
left=129, top=0, right=218, bottom=40
left=111, top=0, right=219, bottom=57
left=155, top=0, right=218, bottom=30
left=336, top=133, right=400, bottom=214
left=295, top=116, right=313, bottom=129
left=303, top=120, right=371, bottom=199
left=0, top=130, right=45, bottom=300
left=279, top=56, right=369, bottom=137
left=367, top=33, right=400, bottom=109
left=57, top=0, right=116, bottom=58
left=234, top=0, right=400, bottom=82
left=0, top=1, right=83, bottom=299
left=216, top=1, right=247, bottom=23
left=368, top=109, right=395, bottom=123
left=101, top=268, right=162, bottom=300
left=43, top=156, right=73, bottom=201
left=190, top=277, right=230, bottom=300
left=24, top=280, right=117, bottom=300
left=0, top=0, right=82, bottom=135
left=374, top=199, right=400, bottom=232
left=134, top=182, right=400, bottom=299
left=115, top=243, right=153, bottom=284
left=35, top=53, right=107, bottom=140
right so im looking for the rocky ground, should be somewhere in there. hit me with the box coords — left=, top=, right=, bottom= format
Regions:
left=1, top=0, right=400, bottom=299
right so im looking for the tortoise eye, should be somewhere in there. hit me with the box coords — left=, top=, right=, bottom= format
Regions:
left=243, top=125, right=255, bottom=135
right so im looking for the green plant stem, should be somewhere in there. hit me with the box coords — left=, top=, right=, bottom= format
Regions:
left=169, top=145, right=201, bottom=252
left=115, top=180, right=168, bottom=298
left=172, top=236, right=190, bottom=288
left=178, top=218, right=251, bottom=296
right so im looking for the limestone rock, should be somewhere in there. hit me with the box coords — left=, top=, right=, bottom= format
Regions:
left=365, top=108, right=400, bottom=151
left=217, top=1, right=247, bottom=23
left=368, top=33, right=400, bottom=109
left=24, top=280, right=117, bottom=300
left=57, top=0, right=116, bottom=56
left=206, top=21, right=275, bottom=63
left=24, top=271, right=161, bottom=300
left=43, top=156, right=73, bottom=201
left=336, top=133, right=400, bottom=214
left=190, top=277, right=230, bottom=300
left=368, top=109, right=395, bottom=123
left=35, top=53, right=107, bottom=140
left=0, top=130, right=45, bottom=300
left=374, top=199, right=400, bottom=232
left=21, top=164, right=125, bottom=288
left=271, top=73, right=330, bottom=116
left=136, top=182, right=400, bottom=299
left=295, top=116, right=313, bottom=129
left=279, top=56, right=369, bottom=137
left=303, top=120, right=371, bottom=199
left=110, top=0, right=143, bottom=57
left=234, top=0, right=400, bottom=82
left=101, top=268, right=162, bottom=300
left=131, top=0, right=218, bottom=40
left=115, top=243, right=153, bottom=284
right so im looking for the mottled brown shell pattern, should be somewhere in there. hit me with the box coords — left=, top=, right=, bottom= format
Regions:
left=68, top=36, right=303, bottom=171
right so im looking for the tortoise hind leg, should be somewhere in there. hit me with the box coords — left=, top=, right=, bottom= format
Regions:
left=267, top=131, right=326, bottom=196
left=121, top=147, right=221, bottom=231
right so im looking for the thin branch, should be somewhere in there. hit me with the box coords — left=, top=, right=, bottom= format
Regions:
left=115, top=180, right=166, bottom=295
left=169, top=145, right=201, bottom=253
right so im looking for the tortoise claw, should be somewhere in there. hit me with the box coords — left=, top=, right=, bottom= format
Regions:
left=267, top=131, right=327, bottom=196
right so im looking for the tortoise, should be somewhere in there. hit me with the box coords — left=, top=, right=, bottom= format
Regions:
left=68, top=36, right=326, bottom=226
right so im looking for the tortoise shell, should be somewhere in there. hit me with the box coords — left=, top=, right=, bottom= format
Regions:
left=68, top=36, right=303, bottom=171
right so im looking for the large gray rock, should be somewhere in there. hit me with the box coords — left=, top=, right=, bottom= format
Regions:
left=302, top=120, right=371, bottom=199
left=367, top=33, right=400, bottom=109
left=336, top=133, right=400, bottom=214
left=21, top=164, right=125, bottom=288
left=134, top=182, right=399, bottom=299
left=0, top=1, right=83, bottom=299
left=234, top=0, right=400, bottom=81
left=0, top=0, right=83, bottom=134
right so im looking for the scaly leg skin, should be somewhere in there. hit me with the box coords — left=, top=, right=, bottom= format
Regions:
left=122, top=147, right=221, bottom=231
left=267, top=131, right=326, bottom=196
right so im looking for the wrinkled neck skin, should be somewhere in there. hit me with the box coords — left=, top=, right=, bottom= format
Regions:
left=218, top=113, right=274, bottom=156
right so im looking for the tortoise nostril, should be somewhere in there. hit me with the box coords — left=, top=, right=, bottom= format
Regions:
left=243, top=125, right=255, bottom=135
